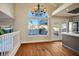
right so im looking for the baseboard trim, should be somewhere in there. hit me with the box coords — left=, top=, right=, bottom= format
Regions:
left=21, top=40, right=54, bottom=44
left=63, top=44, right=79, bottom=54
left=21, top=40, right=62, bottom=44
left=9, top=43, right=21, bottom=56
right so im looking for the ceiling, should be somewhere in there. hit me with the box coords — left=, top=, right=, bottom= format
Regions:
left=0, top=11, right=13, bottom=19
left=0, top=3, right=63, bottom=19
left=0, top=3, right=64, bottom=19
left=49, top=3, right=63, bottom=11
left=53, top=3, right=79, bottom=17
left=49, top=3, right=63, bottom=7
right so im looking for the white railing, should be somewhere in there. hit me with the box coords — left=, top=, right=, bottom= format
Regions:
left=0, top=31, right=21, bottom=56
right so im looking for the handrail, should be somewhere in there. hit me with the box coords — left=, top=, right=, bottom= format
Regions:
left=0, top=31, right=20, bottom=37
left=0, top=31, right=20, bottom=56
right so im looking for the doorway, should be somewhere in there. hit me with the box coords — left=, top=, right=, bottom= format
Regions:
left=51, top=20, right=68, bottom=41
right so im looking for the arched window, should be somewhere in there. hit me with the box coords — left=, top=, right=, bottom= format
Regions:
left=28, top=4, right=49, bottom=36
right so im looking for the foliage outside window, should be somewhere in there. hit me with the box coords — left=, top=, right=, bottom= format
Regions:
left=28, top=19, right=48, bottom=35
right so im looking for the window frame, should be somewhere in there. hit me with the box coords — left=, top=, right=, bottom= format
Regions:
left=28, top=17, right=49, bottom=37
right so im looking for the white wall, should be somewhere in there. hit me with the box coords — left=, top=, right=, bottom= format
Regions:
left=0, top=18, right=14, bottom=29
left=0, top=3, right=15, bottom=31
left=0, top=3, right=15, bottom=18
left=0, top=3, right=70, bottom=43
left=14, top=3, right=54, bottom=43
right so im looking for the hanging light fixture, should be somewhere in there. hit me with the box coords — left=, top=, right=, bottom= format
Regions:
left=31, top=4, right=47, bottom=16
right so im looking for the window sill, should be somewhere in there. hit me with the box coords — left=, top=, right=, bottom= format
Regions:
left=28, top=35, right=48, bottom=37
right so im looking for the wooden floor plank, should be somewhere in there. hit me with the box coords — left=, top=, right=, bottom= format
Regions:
left=16, top=41, right=79, bottom=56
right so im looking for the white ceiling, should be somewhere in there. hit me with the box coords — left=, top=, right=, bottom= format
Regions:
left=52, top=3, right=79, bottom=17
left=0, top=3, right=63, bottom=19
left=0, top=3, right=64, bottom=19
left=50, top=3, right=63, bottom=7
left=0, top=11, right=11, bottom=18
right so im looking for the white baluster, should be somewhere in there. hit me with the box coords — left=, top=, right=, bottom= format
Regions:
left=0, top=36, right=3, bottom=56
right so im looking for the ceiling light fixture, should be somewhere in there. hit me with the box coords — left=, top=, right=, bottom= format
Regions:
left=31, top=4, right=47, bottom=16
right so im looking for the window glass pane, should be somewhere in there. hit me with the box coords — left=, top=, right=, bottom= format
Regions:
left=28, top=19, right=48, bottom=35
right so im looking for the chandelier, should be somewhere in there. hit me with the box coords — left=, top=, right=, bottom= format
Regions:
left=31, top=4, right=47, bottom=16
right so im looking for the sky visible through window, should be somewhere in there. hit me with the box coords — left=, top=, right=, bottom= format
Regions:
left=31, top=20, right=39, bottom=25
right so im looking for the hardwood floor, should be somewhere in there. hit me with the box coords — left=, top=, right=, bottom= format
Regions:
left=16, top=41, right=79, bottom=56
